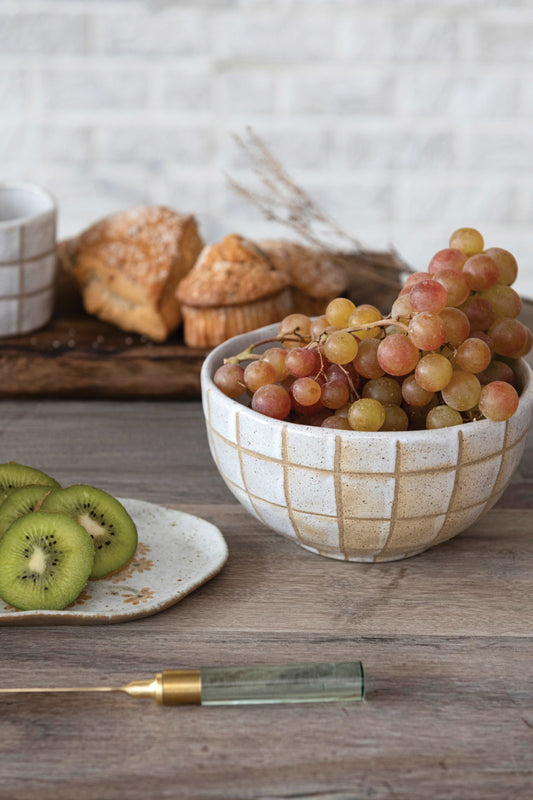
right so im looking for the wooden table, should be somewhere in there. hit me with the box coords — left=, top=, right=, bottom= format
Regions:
left=1, top=387, right=532, bottom=798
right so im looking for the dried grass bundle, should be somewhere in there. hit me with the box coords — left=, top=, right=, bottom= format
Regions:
left=227, top=128, right=412, bottom=309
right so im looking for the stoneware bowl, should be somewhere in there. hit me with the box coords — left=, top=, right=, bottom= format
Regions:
left=201, top=323, right=533, bottom=562
left=0, top=181, right=57, bottom=338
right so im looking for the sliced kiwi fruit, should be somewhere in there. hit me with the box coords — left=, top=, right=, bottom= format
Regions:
left=40, top=485, right=138, bottom=579
left=0, top=463, right=60, bottom=497
left=0, top=512, right=94, bottom=610
left=0, top=485, right=55, bottom=541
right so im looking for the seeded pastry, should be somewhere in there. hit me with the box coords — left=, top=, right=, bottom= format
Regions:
left=176, top=234, right=292, bottom=348
left=58, top=206, right=204, bottom=342
left=258, top=239, right=348, bottom=317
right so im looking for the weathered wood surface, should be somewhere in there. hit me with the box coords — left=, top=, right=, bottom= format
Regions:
left=0, top=400, right=532, bottom=799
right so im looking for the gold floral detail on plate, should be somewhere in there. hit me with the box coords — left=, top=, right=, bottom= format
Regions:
left=122, top=587, right=154, bottom=605
left=70, top=590, right=92, bottom=607
left=112, top=542, right=154, bottom=584
left=3, top=604, right=21, bottom=612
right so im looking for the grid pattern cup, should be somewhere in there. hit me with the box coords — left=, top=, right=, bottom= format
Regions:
left=201, top=323, right=533, bottom=563
left=0, top=182, right=57, bottom=338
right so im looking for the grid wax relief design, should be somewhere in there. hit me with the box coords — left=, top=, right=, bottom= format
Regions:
left=205, top=388, right=529, bottom=562
left=0, top=215, right=56, bottom=336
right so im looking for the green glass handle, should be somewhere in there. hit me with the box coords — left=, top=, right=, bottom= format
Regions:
left=199, top=661, right=364, bottom=705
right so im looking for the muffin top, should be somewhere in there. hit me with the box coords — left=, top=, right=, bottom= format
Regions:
left=177, top=234, right=290, bottom=308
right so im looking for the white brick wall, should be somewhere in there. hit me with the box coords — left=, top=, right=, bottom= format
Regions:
left=1, top=0, right=533, bottom=298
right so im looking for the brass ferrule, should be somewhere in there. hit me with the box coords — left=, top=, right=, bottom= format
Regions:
left=158, top=670, right=202, bottom=706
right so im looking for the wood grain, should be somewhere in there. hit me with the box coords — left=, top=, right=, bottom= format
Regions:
left=0, top=400, right=532, bottom=799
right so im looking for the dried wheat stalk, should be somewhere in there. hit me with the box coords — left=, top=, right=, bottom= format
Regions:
left=227, top=128, right=412, bottom=290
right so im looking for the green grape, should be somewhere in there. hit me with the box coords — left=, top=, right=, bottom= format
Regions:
left=278, top=314, right=312, bottom=349
left=326, top=297, right=356, bottom=328
left=380, top=404, right=409, bottom=431
left=323, top=331, right=359, bottom=365
left=362, top=376, right=402, bottom=406
left=415, top=353, right=453, bottom=392
left=484, top=247, right=518, bottom=286
left=348, top=304, right=382, bottom=340
left=449, top=227, right=484, bottom=256
left=348, top=399, right=386, bottom=431
left=441, top=370, right=482, bottom=411
left=426, top=405, right=464, bottom=429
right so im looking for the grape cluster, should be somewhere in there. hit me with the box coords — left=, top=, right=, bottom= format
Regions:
left=214, top=228, right=532, bottom=431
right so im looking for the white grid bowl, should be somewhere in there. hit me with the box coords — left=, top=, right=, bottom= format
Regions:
left=201, top=322, right=533, bottom=562
left=0, top=182, right=57, bottom=338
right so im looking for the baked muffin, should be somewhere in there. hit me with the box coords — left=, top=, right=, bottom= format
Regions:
left=176, top=234, right=292, bottom=347
left=58, top=206, right=203, bottom=342
left=258, top=239, right=348, bottom=316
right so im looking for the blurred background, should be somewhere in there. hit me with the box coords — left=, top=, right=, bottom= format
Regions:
left=2, top=0, right=533, bottom=297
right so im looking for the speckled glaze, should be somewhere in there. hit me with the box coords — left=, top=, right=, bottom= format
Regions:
left=202, top=323, right=533, bottom=562
left=0, top=499, right=228, bottom=624
left=0, top=181, right=57, bottom=338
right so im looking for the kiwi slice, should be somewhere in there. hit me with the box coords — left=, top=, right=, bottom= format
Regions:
left=0, top=512, right=94, bottom=610
left=40, top=485, right=138, bottom=579
left=0, top=462, right=60, bottom=496
left=0, top=485, right=54, bottom=541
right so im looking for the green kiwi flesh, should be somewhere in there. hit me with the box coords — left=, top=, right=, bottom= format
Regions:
left=0, top=512, right=94, bottom=610
left=0, top=463, right=60, bottom=496
left=40, top=485, right=138, bottom=579
left=0, top=485, right=54, bottom=541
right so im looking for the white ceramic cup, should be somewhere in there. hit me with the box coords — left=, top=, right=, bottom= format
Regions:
left=0, top=181, right=57, bottom=337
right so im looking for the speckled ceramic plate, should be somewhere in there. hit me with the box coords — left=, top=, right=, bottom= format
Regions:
left=0, top=499, right=228, bottom=625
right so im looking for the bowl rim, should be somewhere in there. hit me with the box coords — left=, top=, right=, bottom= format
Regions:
left=201, top=321, right=533, bottom=438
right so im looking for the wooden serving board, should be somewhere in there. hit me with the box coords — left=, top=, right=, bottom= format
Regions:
left=0, top=252, right=406, bottom=400
left=0, top=278, right=209, bottom=399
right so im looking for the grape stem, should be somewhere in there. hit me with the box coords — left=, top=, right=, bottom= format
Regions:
left=224, top=316, right=407, bottom=366
left=223, top=332, right=307, bottom=364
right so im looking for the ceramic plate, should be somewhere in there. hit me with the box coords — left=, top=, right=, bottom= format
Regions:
left=0, top=499, right=228, bottom=625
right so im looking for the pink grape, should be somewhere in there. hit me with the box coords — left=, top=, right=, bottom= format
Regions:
left=401, top=374, right=435, bottom=408
left=484, top=247, right=518, bottom=285
left=479, top=381, right=519, bottom=422
left=469, top=330, right=494, bottom=356
left=459, top=296, right=495, bottom=332
left=251, top=384, right=291, bottom=420
left=279, top=314, right=311, bottom=349
left=434, top=269, right=470, bottom=307
left=310, top=315, right=329, bottom=340
left=377, top=334, right=419, bottom=376
left=214, top=363, right=246, bottom=399
left=244, top=360, right=277, bottom=393
left=285, top=347, right=320, bottom=378
left=391, top=295, right=414, bottom=320
left=441, top=370, right=482, bottom=411
left=291, top=377, right=322, bottom=407
left=489, top=317, right=527, bottom=357
left=514, top=325, right=533, bottom=358
left=321, top=379, right=350, bottom=410
left=353, top=338, right=385, bottom=379
left=462, top=254, right=499, bottom=291
left=408, top=312, right=447, bottom=351
left=262, top=348, right=289, bottom=381
left=404, top=271, right=433, bottom=287
left=455, top=338, right=492, bottom=374
left=409, top=280, right=448, bottom=314
left=428, top=248, right=467, bottom=274
left=326, top=363, right=360, bottom=391
left=477, top=360, right=515, bottom=386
